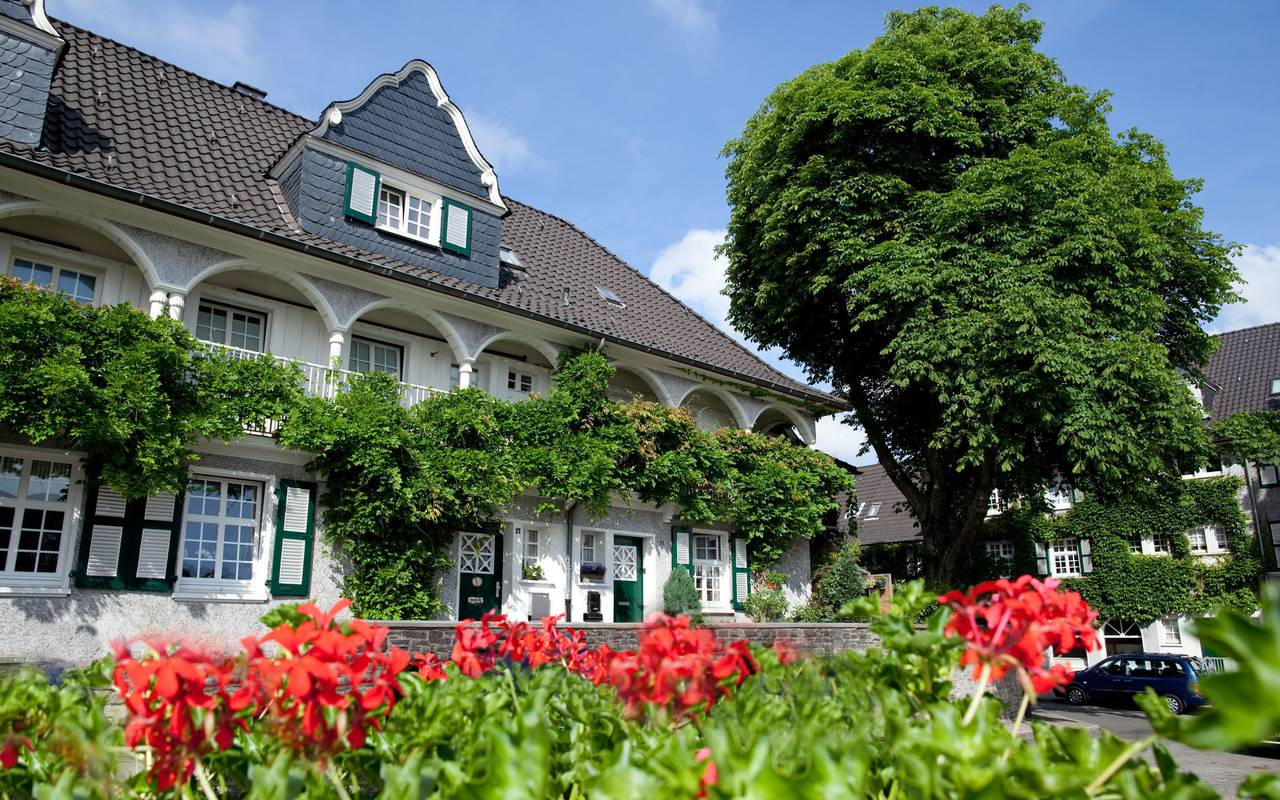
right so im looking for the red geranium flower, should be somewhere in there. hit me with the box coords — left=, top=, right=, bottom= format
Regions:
left=939, top=575, right=1099, bottom=694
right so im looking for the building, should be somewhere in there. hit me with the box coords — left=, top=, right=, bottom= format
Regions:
left=847, top=324, right=1280, bottom=668
left=0, top=3, right=841, bottom=666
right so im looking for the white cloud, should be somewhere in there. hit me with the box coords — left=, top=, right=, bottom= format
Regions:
left=649, top=228, right=733, bottom=335
left=1212, top=243, right=1280, bottom=332
left=815, top=414, right=873, bottom=466
left=468, top=113, right=543, bottom=173
left=56, top=0, right=259, bottom=83
left=646, top=0, right=717, bottom=40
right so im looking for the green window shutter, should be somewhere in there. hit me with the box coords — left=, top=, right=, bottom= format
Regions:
left=270, top=480, right=316, bottom=597
left=671, top=525, right=691, bottom=569
left=75, top=483, right=128, bottom=589
left=1079, top=539, right=1093, bottom=574
left=1033, top=541, right=1049, bottom=576
left=343, top=162, right=380, bottom=224
left=731, top=537, right=750, bottom=611
left=440, top=198, right=472, bottom=257
left=75, top=484, right=182, bottom=591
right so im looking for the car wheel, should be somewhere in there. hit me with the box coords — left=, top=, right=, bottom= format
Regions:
left=1067, top=686, right=1087, bottom=706
left=1163, top=694, right=1185, bottom=715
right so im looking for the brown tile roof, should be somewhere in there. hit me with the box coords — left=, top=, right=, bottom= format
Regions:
left=851, top=463, right=920, bottom=545
left=0, top=20, right=838, bottom=407
left=1203, top=322, right=1280, bottom=422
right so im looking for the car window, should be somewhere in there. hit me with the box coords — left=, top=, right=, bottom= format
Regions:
left=1157, top=660, right=1185, bottom=678
left=1125, top=658, right=1156, bottom=678
left=1099, top=659, right=1126, bottom=676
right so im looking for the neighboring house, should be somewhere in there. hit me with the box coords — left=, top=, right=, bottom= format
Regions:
left=0, top=3, right=840, bottom=664
left=848, top=323, right=1280, bottom=668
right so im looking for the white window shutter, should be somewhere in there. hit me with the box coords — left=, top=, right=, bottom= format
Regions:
left=94, top=487, right=127, bottom=517
left=85, top=525, right=123, bottom=577
left=441, top=199, right=472, bottom=256
left=734, top=539, right=748, bottom=569
left=1079, top=539, right=1093, bottom=574
left=675, top=530, right=690, bottom=564
left=144, top=493, right=175, bottom=521
left=343, top=162, right=380, bottom=224
left=282, top=485, right=311, bottom=533
left=276, top=539, right=307, bottom=586
left=136, top=528, right=172, bottom=580
left=736, top=571, right=749, bottom=604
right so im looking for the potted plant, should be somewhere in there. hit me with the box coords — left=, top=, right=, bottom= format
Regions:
left=579, top=561, right=606, bottom=581
left=522, top=562, right=546, bottom=581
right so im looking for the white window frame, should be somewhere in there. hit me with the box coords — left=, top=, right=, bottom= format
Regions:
left=7, top=254, right=100, bottom=305
left=865, top=502, right=881, bottom=520
left=1258, top=464, right=1279, bottom=488
left=987, top=490, right=1006, bottom=516
left=1160, top=616, right=1183, bottom=646
left=580, top=530, right=598, bottom=565
left=522, top=528, right=541, bottom=573
left=173, top=468, right=274, bottom=602
left=691, top=531, right=728, bottom=609
left=194, top=299, right=268, bottom=354
left=1151, top=532, right=1173, bottom=556
left=374, top=180, right=442, bottom=247
left=1048, top=538, right=1082, bottom=578
left=0, top=444, right=82, bottom=596
left=1187, top=526, right=1208, bottom=555
left=348, top=335, right=403, bottom=379
left=507, top=369, right=535, bottom=396
left=986, top=540, right=1015, bottom=562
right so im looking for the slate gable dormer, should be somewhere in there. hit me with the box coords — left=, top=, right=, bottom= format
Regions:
left=272, top=61, right=506, bottom=289
left=0, top=0, right=63, bottom=145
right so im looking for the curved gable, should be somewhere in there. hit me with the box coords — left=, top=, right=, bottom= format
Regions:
left=314, top=61, right=503, bottom=209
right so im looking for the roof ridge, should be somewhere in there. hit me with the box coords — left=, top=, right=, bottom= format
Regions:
left=1213, top=320, right=1280, bottom=338
left=503, top=197, right=816, bottom=396
left=51, top=18, right=315, bottom=127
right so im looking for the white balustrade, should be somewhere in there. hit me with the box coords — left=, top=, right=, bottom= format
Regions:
left=206, top=343, right=441, bottom=435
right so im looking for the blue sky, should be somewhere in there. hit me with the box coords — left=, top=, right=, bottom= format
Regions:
left=56, top=0, right=1280, bottom=464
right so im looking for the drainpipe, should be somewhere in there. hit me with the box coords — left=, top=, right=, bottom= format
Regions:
left=565, top=500, right=578, bottom=622
left=1240, top=458, right=1268, bottom=568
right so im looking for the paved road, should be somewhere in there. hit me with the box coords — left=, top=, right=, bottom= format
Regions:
left=1033, top=701, right=1278, bottom=796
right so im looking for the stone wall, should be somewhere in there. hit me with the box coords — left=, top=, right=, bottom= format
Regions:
left=379, top=619, right=1022, bottom=711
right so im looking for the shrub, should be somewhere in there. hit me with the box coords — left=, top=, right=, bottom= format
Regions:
left=662, top=566, right=703, bottom=623
left=807, top=542, right=868, bottom=620
left=743, top=586, right=788, bottom=622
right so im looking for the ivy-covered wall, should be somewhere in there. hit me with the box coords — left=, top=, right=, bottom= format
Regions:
left=977, top=477, right=1261, bottom=625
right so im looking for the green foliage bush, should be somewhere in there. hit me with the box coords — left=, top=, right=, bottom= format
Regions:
left=279, top=350, right=852, bottom=618
left=802, top=543, right=869, bottom=621
left=662, top=566, right=702, bottom=622
left=742, top=586, right=787, bottom=622
left=0, top=277, right=301, bottom=496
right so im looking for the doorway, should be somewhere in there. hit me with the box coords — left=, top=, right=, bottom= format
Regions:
left=457, top=531, right=503, bottom=619
left=612, top=535, right=643, bottom=622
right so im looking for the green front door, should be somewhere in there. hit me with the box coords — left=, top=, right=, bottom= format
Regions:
left=458, top=531, right=502, bottom=620
left=612, top=535, right=643, bottom=622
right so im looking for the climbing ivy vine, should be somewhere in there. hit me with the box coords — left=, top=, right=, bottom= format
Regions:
left=976, top=477, right=1261, bottom=625
left=277, top=350, right=851, bottom=618
left=0, top=277, right=302, bottom=497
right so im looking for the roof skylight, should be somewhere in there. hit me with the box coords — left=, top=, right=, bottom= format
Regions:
left=596, top=286, right=625, bottom=308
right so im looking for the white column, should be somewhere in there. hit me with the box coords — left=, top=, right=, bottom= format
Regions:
left=328, top=330, right=345, bottom=366
left=166, top=292, right=185, bottom=321
left=147, top=289, right=168, bottom=319
left=458, top=359, right=474, bottom=389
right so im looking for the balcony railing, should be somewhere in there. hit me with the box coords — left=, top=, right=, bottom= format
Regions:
left=207, top=343, right=442, bottom=434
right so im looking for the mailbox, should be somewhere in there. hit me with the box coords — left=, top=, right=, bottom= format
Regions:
left=583, top=590, right=603, bottom=622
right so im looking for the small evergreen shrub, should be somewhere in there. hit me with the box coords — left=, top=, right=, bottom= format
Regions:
left=801, top=542, right=869, bottom=621
left=662, top=566, right=703, bottom=623
left=743, top=586, right=788, bottom=622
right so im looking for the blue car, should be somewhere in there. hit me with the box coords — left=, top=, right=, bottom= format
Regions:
left=1057, top=653, right=1208, bottom=715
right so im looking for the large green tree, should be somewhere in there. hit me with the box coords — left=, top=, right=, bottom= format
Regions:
left=720, top=5, right=1237, bottom=584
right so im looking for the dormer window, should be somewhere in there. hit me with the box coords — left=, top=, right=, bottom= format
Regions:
left=1271, top=378, right=1280, bottom=396
left=376, top=183, right=434, bottom=243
